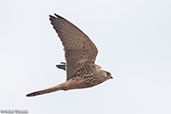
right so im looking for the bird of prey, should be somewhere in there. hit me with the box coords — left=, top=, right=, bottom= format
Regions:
left=26, top=14, right=112, bottom=97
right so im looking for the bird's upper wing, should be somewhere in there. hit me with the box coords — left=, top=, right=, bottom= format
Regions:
left=49, top=14, right=98, bottom=80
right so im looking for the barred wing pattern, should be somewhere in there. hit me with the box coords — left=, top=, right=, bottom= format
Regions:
left=49, top=14, right=98, bottom=80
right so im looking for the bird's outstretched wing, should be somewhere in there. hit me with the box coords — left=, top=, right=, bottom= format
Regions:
left=49, top=14, right=98, bottom=80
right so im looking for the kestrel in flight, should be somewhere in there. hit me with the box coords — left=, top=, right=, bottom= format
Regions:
left=26, top=14, right=112, bottom=97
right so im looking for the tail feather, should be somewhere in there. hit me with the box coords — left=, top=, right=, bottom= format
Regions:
left=26, top=84, right=64, bottom=97
left=56, top=64, right=66, bottom=70
left=56, top=62, right=66, bottom=71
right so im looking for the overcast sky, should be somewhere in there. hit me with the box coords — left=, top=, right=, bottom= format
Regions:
left=0, top=0, right=171, bottom=114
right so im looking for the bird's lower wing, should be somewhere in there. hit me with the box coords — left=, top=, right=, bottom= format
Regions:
left=26, top=83, right=65, bottom=97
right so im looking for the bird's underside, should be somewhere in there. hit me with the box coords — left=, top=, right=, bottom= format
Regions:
left=26, top=14, right=112, bottom=97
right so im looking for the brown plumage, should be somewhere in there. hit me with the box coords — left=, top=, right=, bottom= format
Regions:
left=26, top=14, right=112, bottom=97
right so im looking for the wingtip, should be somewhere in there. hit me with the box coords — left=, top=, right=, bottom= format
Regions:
left=26, top=94, right=31, bottom=97
left=54, top=13, right=65, bottom=19
left=49, top=14, right=52, bottom=16
left=49, top=13, right=65, bottom=21
left=49, top=15, right=56, bottom=20
left=26, top=92, right=40, bottom=97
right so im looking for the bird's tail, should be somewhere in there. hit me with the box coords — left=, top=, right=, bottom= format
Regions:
left=56, top=62, right=66, bottom=71
left=26, top=83, right=65, bottom=97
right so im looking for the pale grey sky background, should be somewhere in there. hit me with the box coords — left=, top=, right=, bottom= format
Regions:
left=0, top=0, right=171, bottom=114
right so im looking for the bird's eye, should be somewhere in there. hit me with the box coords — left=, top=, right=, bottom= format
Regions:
left=106, top=72, right=111, bottom=76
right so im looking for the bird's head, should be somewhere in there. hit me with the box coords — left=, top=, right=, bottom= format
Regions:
left=101, top=70, right=113, bottom=80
